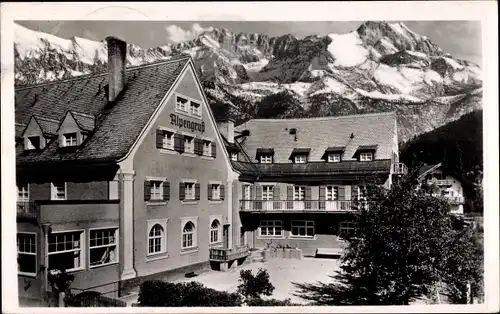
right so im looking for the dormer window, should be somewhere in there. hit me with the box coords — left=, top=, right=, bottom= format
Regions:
left=231, top=152, right=238, bottom=161
left=26, top=136, right=40, bottom=150
left=294, top=155, right=307, bottom=164
left=64, top=133, right=78, bottom=147
left=260, top=155, right=273, bottom=164
left=328, top=153, right=341, bottom=163
left=360, top=152, right=373, bottom=161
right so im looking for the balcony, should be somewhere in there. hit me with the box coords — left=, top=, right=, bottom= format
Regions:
left=240, top=199, right=356, bottom=212
left=209, top=245, right=250, bottom=262
left=392, top=162, right=408, bottom=175
left=427, top=179, right=453, bottom=186
left=448, top=196, right=465, bottom=204
left=17, top=202, right=39, bottom=220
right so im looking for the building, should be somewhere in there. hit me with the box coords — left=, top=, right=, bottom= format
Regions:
left=220, top=113, right=407, bottom=257
left=417, top=163, right=466, bottom=215
left=15, top=37, right=241, bottom=306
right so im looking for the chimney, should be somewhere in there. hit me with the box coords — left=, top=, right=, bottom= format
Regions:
left=217, top=118, right=235, bottom=143
left=106, top=36, right=127, bottom=102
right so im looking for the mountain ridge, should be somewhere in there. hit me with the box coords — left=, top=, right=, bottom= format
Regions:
left=13, top=21, right=482, bottom=142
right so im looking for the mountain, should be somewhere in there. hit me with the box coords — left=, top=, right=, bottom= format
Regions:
left=13, top=22, right=482, bottom=142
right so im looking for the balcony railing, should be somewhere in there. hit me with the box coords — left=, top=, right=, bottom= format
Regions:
left=209, top=245, right=250, bottom=262
left=427, top=179, right=453, bottom=186
left=240, top=199, right=357, bottom=212
left=17, top=201, right=39, bottom=220
left=392, top=162, right=408, bottom=175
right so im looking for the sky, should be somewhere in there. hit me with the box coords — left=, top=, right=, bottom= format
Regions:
left=16, top=20, right=482, bottom=65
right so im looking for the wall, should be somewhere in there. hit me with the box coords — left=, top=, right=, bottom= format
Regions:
left=26, top=181, right=110, bottom=201
left=132, top=66, right=231, bottom=278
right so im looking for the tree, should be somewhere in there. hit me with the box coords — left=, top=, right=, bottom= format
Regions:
left=237, top=268, right=275, bottom=299
left=255, top=91, right=300, bottom=119
left=292, top=170, right=483, bottom=305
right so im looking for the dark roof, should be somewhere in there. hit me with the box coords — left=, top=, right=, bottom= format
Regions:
left=356, top=145, right=378, bottom=151
left=256, top=148, right=275, bottom=154
left=325, top=146, right=345, bottom=153
left=35, top=116, right=59, bottom=136
left=232, top=159, right=392, bottom=178
left=15, top=124, right=25, bottom=138
left=15, top=57, right=190, bottom=166
left=417, top=163, right=441, bottom=179
left=235, top=112, right=396, bottom=163
left=290, top=148, right=311, bottom=155
left=71, top=111, right=96, bottom=132
left=226, top=142, right=240, bottom=152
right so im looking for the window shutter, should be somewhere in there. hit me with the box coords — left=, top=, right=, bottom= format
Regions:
left=179, top=182, right=185, bottom=200
left=211, top=142, right=216, bottom=157
left=250, top=185, right=253, bottom=199
left=287, top=185, right=293, bottom=200
left=242, top=185, right=245, bottom=200
left=156, top=129, right=164, bottom=148
left=195, top=183, right=200, bottom=200
left=174, top=134, right=185, bottom=153
left=144, top=180, right=151, bottom=201
left=207, top=184, right=212, bottom=200
left=319, top=186, right=326, bottom=210
left=163, top=181, right=170, bottom=201
left=220, top=184, right=225, bottom=200
left=305, top=186, right=312, bottom=200
left=255, top=184, right=262, bottom=200
left=338, top=186, right=346, bottom=200
left=195, top=138, right=203, bottom=156
left=273, top=185, right=280, bottom=200
left=351, top=185, right=358, bottom=200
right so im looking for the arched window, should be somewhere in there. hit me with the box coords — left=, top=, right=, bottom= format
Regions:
left=210, top=219, right=220, bottom=244
left=182, top=221, right=196, bottom=249
left=148, top=224, right=164, bottom=254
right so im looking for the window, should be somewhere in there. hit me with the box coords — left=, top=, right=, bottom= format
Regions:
left=51, top=182, right=66, bottom=200
left=259, top=220, right=283, bottom=237
left=339, top=221, right=358, bottom=239
left=150, top=181, right=163, bottom=200
left=294, top=186, right=305, bottom=200
left=294, top=155, right=307, bottom=163
left=211, top=184, right=221, bottom=200
left=176, top=96, right=188, bottom=111
left=17, top=233, right=36, bottom=276
left=326, top=186, right=339, bottom=200
left=185, top=182, right=195, bottom=200
left=64, top=133, right=77, bottom=147
left=48, top=231, right=84, bottom=272
left=260, top=155, right=272, bottom=163
left=231, top=152, right=238, bottom=161
left=190, top=101, right=201, bottom=116
left=182, top=221, right=196, bottom=249
left=210, top=219, right=221, bottom=244
left=148, top=224, right=165, bottom=255
left=203, top=141, right=211, bottom=156
left=17, top=184, right=29, bottom=202
left=291, top=221, right=315, bottom=237
left=89, top=228, right=118, bottom=268
left=360, top=152, right=373, bottom=161
left=27, top=136, right=41, bottom=150
left=262, top=185, right=273, bottom=200
left=162, top=131, right=174, bottom=150
left=185, top=136, right=194, bottom=154
left=328, top=153, right=341, bottom=163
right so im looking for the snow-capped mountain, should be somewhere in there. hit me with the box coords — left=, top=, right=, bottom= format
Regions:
left=13, top=22, right=482, bottom=142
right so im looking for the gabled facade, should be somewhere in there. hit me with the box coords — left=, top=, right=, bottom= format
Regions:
left=417, top=163, right=465, bottom=215
left=218, top=113, right=407, bottom=256
left=15, top=37, right=237, bottom=306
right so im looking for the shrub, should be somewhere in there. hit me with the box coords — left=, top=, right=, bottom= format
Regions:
left=237, top=268, right=275, bottom=299
left=137, top=280, right=243, bottom=307
left=246, top=297, right=300, bottom=306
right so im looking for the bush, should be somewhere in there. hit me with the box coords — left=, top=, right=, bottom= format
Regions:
left=246, top=297, right=300, bottom=306
left=137, top=280, right=243, bottom=307
left=237, top=268, right=275, bottom=299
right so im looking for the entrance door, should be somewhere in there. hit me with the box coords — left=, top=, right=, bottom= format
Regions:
left=244, top=185, right=251, bottom=210
left=293, top=186, right=305, bottom=210
left=223, top=224, right=230, bottom=248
